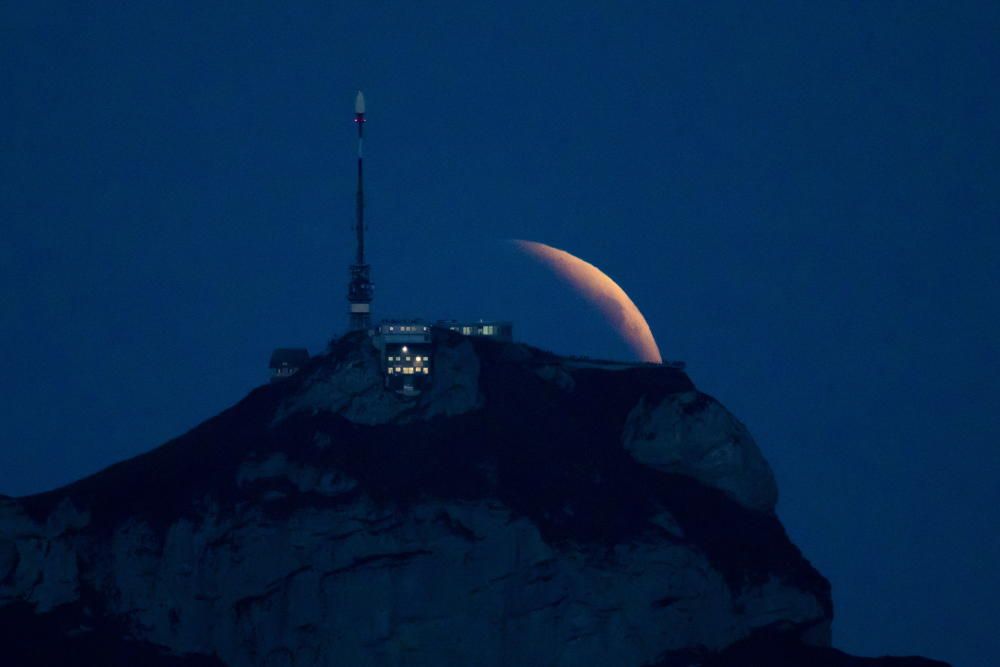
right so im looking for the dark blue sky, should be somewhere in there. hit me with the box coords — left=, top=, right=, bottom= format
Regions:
left=1, top=3, right=997, bottom=665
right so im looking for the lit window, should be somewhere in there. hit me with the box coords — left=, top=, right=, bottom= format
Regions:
left=395, top=367, right=401, bottom=372
left=422, top=368, right=429, bottom=374
left=387, top=368, right=394, bottom=374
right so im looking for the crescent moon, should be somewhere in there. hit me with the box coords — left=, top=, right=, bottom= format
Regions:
left=513, top=240, right=662, bottom=364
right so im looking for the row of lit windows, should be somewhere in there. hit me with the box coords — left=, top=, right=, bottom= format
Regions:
left=450, top=325, right=501, bottom=336
left=387, top=355, right=429, bottom=362
left=387, top=325, right=429, bottom=333
left=387, top=367, right=430, bottom=375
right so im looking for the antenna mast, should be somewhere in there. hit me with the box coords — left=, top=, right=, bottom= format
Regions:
left=347, top=90, right=373, bottom=331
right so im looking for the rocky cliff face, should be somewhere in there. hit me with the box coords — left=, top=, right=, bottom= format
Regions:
left=0, top=332, right=946, bottom=666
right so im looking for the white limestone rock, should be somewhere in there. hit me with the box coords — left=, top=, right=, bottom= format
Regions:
left=0, top=498, right=90, bottom=610
left=237, top=453, right=358, bottom=497
left=622, top=392, right=779, bottom=513
left=274, top=337, right=482, bottom=426
left=0, top=339, right=832, bottom=666
left=534, top=363, right=576, bottom=391
left=0, top=492, right=825, bottom=667
left=0, top=536, right=16, bottom=584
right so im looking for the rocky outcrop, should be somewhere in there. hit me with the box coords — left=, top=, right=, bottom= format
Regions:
left=275, top=335, right=482, bottom=426
left=0, top=534, right=16, bottom=585
left=0, top=496, right=827, bottom=666
left=0, top=331, right=945, bottom=666
left=622, top=392, right=778, bottom=512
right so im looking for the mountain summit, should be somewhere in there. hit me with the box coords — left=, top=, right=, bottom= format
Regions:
left=0, top=331, right=946, bottom=666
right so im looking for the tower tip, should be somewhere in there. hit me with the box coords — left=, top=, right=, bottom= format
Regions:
left=355, top=90, right=365, bottom=114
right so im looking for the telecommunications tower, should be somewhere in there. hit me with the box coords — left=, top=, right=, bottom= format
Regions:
left=346, top=90, right=374, bottom=331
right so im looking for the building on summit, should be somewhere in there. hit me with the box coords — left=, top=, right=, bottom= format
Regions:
left=372, top=320, right=433, bottom=396
left=269, top=348, right=309, bottom=382
left=337, top=91, right=516, bottom=397
left=438, top=320, right=513, bottom=342
left=270, top=91, right=513, bottom=395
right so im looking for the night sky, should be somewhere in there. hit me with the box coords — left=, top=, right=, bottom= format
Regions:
left=2, top=3, right=997, bottom=666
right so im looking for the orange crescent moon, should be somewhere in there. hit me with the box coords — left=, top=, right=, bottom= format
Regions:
left=513, top=240, right=662, bottom=364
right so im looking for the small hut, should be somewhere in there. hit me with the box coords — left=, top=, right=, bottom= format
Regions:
left=269, top=348, right=310, bottom=382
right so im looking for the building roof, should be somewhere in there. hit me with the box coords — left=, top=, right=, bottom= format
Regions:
left=269, top=348, right=310, bottom=369
left=437, top=319, right=513, bottom=326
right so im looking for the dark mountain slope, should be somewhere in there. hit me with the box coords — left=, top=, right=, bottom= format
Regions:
left=0, top=332, right=946, bottom=666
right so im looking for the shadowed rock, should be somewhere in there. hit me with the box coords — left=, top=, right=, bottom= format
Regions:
left=0, top=332, right=947, bottom=666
